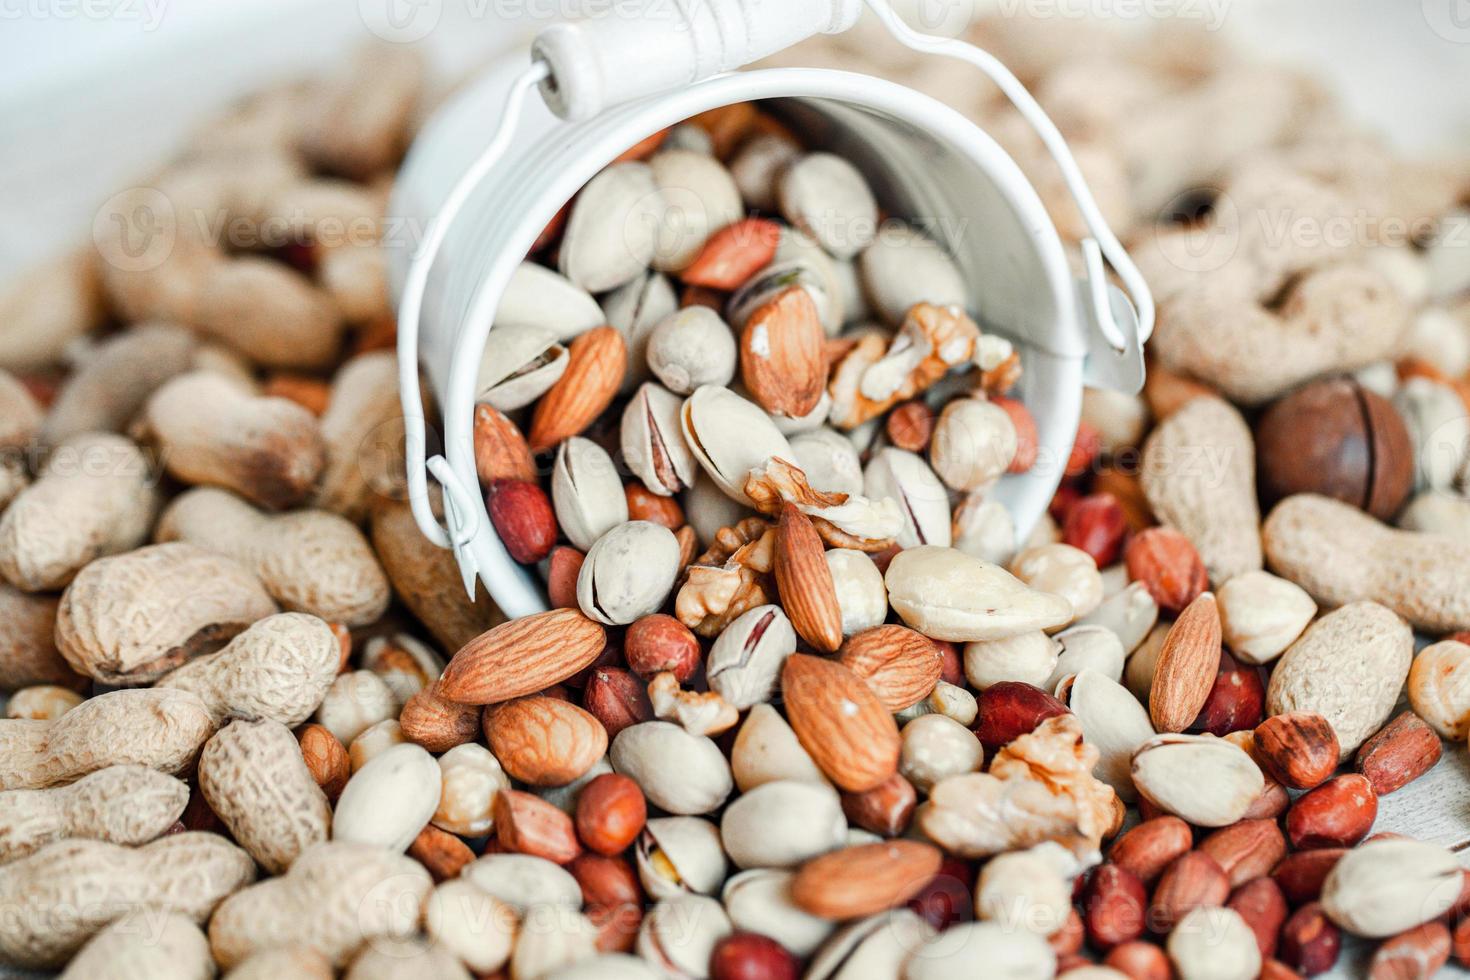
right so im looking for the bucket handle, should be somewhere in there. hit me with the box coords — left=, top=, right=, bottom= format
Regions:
left=396, top=61, right=550, bottom=555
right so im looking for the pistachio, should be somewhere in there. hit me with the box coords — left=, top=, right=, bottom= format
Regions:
left=772, top=390, right=832, bottom=434
left=681, top=386, right=795, bottom=506
left=602, top=270, right=678, bottom=393
left=1166, top=907, right=1261, bottom=980
left=722, top=868, right=836, bottom=958
left=647, top=307, right=738, bottom=395
left=952, top=493, right=1018, bottom=566
left=778, top=153, right=878, bottom=260
left=1059, top=670, right=1155, bottom=801
left=785, top=425, right=860, bottom=493
left=559, top=161, right=664, bottom=292
left=611, top=721, right=733, bottom=815
left=663, top=123, right=714, bottom=155
left=496, top=262, right=604, bottom=341
left=1394, top=376, right=1470, bottom=490
left=930, top=398, right=1018, bottom=492
left=706, top=604, right=798, bottom=710
left=576, top=521, right=680, bottom=625
left=772, top=228, right=847, bottom=334
left=731, top=703, right=829, bottom=792
left=1075, top=581, right=1159, bottom=654
left=1130, top=734, right=1264, bottom=827
left=1320, top=838, right=1463, bottom=938
left=1123, top=623, right=1170, bottom=703
left=475, top=323, right=568, bottom=411
left=684, top=470, right=754, bottom=545
left=720, top=779, right=846, bottom=869
left=974, top=846, right=1072, bottom=937
left=899, top=714, right=984, bottom=793
left=729, top=133, right=800, bottom=213
left=635, top=816, right=727, bottom=900
left=648, top=149, right=742, bottom=272
left=864, top=448, right=952, bottom=548
left=904, top=922, right=1056, bottom=980
left=886, top=546, right=1073, bottom=642
left=831, top=257, right=871, bottom=329
left=963, top=632, right=1061, bottom=690
left=638, top=894, right=732, bottom=980
left=805, top=910, right=934, bottom=980
left=511, top=907, right=598, bottom=980
left=858, top=224, right=967, bottom=326
left=550, top=437, right=628, bottom=552
left=825, top=548, right=888, bottom=636
left=461, top=853, right=582, bottom=912
left=621, top=383, right=696, bottom=496
left=1045, top=625, right=1126, bottom=691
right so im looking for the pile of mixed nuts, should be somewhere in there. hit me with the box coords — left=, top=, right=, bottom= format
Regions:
left=0, top=13, right=1468, bottom=980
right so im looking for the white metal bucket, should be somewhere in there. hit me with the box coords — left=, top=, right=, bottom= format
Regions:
left=390, top=57, right=1143, bottom=619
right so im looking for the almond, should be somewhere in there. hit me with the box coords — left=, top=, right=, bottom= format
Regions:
left=781, top=653, right=900, bottom=792
left=493, top=789, right=582, bottom=864
left=1148, top=591, right=1222, bottom=732
left=740, top=285, right=825, bottom=418
left=838, top=625, right=943, bottom=712
left=297, top=723, right=349, bottom=800
left=681, top=217, right=780, bottom=290
left=528, top=325, right=627, bottom=453
left=438, top=609, right=607, bottom=704
left=484, top=695, right=609, bottom=786
left=774, top=503, right=843, bottom=653
left=789, top=840, right=942, bottom=919
left=473, top=404, right=537, bottom=484
left=399, top=684, right=482, bottom=753
left=1355, top=711, right=1442, bottom=796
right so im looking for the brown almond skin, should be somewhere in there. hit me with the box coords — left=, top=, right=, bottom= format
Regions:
left=1229, top=877, right=1289, bottom=961
left=439, top=608, right=608, bottom=704
left=839, top=625, right=943, bottom=713
left=781, top=654, right=900, bottom=793
left=1355, top=711, right=1442, bottom=796
left=527, top=325, right=627, bottom=453
left=1370, top=921, right=1450, bottom=980
left=296, top=723, right=349, bottom=800
left=408, top=824, right=475, bottom=882
left=1273, top=849, right=1348, bottom=905
left=399, top=685, right=481, bottom=753
left=1200, top=819, right=1288, bottom=889
left=1081, top=864, right=1147, bottom=949
left=494, top=789, right=582, bottom=864
left=1286, top=773, right=1378, bottom=850
left=1108, top=816, right=1193, bottom=886
left=973, top=682, right=1069, bottom=757
left=1150, top=851, right=1230, bottom=932
left=790, top=841, right=942, bottom=920
left=1280, top=902, right=1341, bottom=975
left=775, top=503, right=844, bottom=654
left=473, top=404, right=537, bottom=484
left=740, top=286, right=826, bottom=419
left=1105, top=941, right=1172, bottom=980
left=1149, top=591, right=1222, bottom=733
left=1255, top=712, right=1341, bottom=790
left=841, top=772, right=917, bottom=838
left=484, top=696, right=608, bottom=786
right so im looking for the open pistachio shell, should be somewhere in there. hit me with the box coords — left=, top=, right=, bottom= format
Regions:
left=551, top=437, right=628, bottom=552
left=680, top=386, right=794, bottom=506
left=576, top=521, right=680, bottom=626
left=707, top=604, right=797, bottom=710
left=864, top=447, right=952, bottom=548
left=722, top=868, right=836, bottom=958
left=790, top=428, right=865, bottom=497
left=636, top=816, right=727, bottom=900
left=884, top=545, right=1073, bottom=642
left=559, top=161, right=664, bottom=293
left=475, top=323, right=567, bottom=411
left=621, top=382, right=696, bottom=496
left=497, top=262, right=604, bottom=341
left=603, top=271, right=678, bottom=394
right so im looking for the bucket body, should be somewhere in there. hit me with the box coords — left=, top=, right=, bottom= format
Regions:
left=391, top=59, right=1092, bottom=618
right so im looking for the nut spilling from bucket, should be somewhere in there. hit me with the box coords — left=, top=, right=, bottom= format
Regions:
left=3, top=11, right=1470, bottom=979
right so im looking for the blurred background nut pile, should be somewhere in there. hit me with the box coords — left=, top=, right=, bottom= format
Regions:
left=0, top=7, right=1469, bottom=980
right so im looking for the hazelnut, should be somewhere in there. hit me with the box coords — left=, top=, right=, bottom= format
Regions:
left=625, top=481, right=686, bottom=529
left=710, top=932, right=799, bottom=980
left=887, top=400, right=936, bottom=453
left=1256, top=377, right=1414, bottom=520
left=575, top=773, right=648, bottom=856
left=625, top=614, right=701, bottom=682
